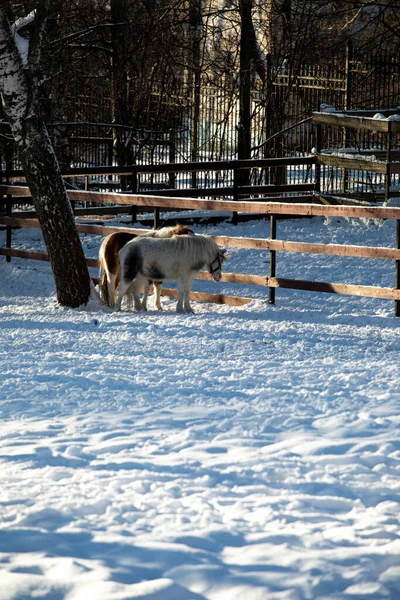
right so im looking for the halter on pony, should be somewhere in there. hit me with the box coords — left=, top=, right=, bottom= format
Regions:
left=209, top=252, right=223, bottom=277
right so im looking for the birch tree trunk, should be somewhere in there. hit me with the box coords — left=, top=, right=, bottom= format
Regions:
left=0, top=4, right=91, bottom=307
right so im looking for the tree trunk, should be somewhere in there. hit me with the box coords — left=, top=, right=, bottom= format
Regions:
left=111, top=0, right=128, bottom=171
left=188, top=0, right=202, bottom=186
left=0, top=5, right=91, bottom=308
left=21, top=118, right=91, bottom=307
left=238, top=0, right=252, bottom=183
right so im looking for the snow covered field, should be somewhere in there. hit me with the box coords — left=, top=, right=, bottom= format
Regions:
left=1, top=214, right=400, bottom=600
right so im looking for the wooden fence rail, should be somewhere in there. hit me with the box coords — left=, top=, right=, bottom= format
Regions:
left=4, top=184, right=400, bottom=219
left=1, top=184, right=400, bottom=314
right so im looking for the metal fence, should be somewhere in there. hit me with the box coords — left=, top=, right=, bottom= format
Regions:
left=1, top=45, right=399, bottom=181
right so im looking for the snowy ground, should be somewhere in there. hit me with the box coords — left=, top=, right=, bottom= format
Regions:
left=1, top=213, right=400, bottom=600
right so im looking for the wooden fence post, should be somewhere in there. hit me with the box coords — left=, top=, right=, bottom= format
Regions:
left=154, top=207, right=160, bottom=229
left=168, top=129, right=176, bottom=190
left=386, top=120, right=392, bottom=203
left=343, top=39, right=353, bottom=193
left=130, top=168, right=138, bottom=224
left=232, top=163, right=238, bottom=225
left=0, top=174, right=5, bottom=261
left=6, top=189, right=12, bottom=263
left=396, top=219, right=400, bottom=317
left=315, top=123, right=322, bottom=194
left=269, top=214, right=276, bottom=304
left=385, top=119, right=397, bottom=315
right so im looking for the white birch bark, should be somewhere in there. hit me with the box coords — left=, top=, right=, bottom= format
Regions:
left=0, top=4, right=91, bottom=308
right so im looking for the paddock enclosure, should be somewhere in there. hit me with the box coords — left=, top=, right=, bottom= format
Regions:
left=2, top=155, right=400, bottom=316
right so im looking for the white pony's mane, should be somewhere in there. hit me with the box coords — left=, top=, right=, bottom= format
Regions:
left=170, top=234, right=218, bottom=263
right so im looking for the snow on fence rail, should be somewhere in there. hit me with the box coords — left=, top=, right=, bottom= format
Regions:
left=1, top=184, right=400, bottom=314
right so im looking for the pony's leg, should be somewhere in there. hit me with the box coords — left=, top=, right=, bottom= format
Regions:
left=107, top=273, right=117, bottom=308
left=176, top=277, right=195, bottom=313
left=99, top=266, right=115, bottom=307
left=115, top=279, right=132, bottom=311
left=141, top=280, right=152, bottom=311
left=141, top=281, right=162, bottom=311
left=176, top=280, right=185, bottom=313
left=124, top=281, right=136, bottom=310
left=125, top=292, right=134, bottom=310
left=182, top=274, right=196, bottom=313
left=154, top=282, right=163, bottom=311
left=131, top=276, right=146, bottom=311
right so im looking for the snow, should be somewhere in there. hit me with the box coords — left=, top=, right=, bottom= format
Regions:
left=10, top=11, right=36, bottom=68
left=385, top=197, right=400, bottom=207
left=319, top=150, right=384, bottom=163
left=319, top=104, right=337, bottom=113
left=316, top=110, right=400, bottom=123
left=373, top=113, right=400, bottom=122
left=1, top=214, right=400, bottom=600
left=13, top=11, right=36, bottom=33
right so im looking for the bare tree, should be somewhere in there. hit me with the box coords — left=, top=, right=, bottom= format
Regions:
left=0, top=1, right=91, bottom=307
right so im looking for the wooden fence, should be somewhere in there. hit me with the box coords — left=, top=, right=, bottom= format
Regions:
left=1, top=182, right=400, bottom=315
left=0, top=157, right=317, bottom=229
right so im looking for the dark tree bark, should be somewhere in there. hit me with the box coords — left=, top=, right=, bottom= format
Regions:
left=111, top=0, right=129, bottom=169
left=188, top=0, right=202, bottom=184
left=238, top=0, right=252, bottom=169
left=0, top=2, right=91, bottom=308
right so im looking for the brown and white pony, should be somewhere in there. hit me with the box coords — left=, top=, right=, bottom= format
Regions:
left=99, top=224, right=193, bottom=310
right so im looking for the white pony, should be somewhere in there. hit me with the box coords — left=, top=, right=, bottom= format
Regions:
left=98, top=224, right=193, bottom=309
left=116, top=235, right=228, bottom=313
